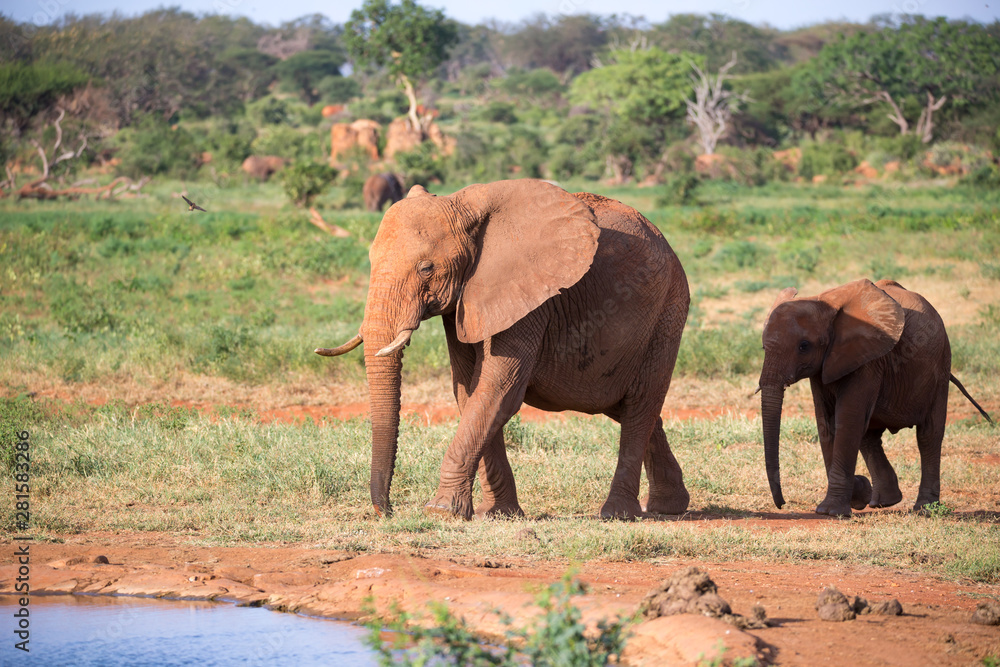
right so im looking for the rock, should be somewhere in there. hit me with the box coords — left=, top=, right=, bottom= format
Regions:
left=639, top=567, right=769, bottom=631
left=971, top=600, right=1000, bottom=626
left=384, top=118, right=423, bottom=159
left=852, top=595, right=870, bottom=615
left=854, top=161, right=879, bottom=179
left=623, top=615, right=762, bottom=667
left=872, top=599, right=903, bottom=616
left=329, top=119, right=381, bottom=166
left=92, top=555, right=110, bottom=564
left=816, top=587, right=855, bottom=622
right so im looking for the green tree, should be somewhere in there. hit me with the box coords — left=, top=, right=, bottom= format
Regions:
left=804, top=17, right=1000, bottom=142
left=651, top=13, right=785, bottom=73
left=276, top=50, right=345, bottom=104
left=344, top=0, right=458, bottom=130
left=0, top=61, right=89, bottom=131
left=569, top=47, right=695, bottom=180
left=505, top=14, right=609, bottom=76
left=569, top=47, right=693, bottom=126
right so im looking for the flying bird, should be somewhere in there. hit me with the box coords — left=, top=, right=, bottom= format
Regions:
left=182, top=195, right=206, bottom=212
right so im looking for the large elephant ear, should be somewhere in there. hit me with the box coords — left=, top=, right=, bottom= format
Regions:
left=821, top=279, right=905, bottom=384
left=453, top=179, right=600, bottom=344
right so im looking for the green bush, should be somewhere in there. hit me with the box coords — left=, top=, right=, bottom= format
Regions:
left=478, top=100, right=518, bottom=124
left=251, top=125, right=323, bottom=162
left=657, top=173, right=701, bottom=206
left=246, top=96, right=291, bottom=126
left=114, top=115, right=200, bottom=179
left=280, top=162, right=336, bottom=207
left=318, top=76, right=361, bottom=104
left=798, top=142, right=858, bottom=179
left=395, top=142, right=447, bottom=185
left=961, top=164, right=1000, bottom=189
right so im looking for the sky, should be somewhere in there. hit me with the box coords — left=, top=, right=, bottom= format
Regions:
left=7, top=0, right=998, bottom=30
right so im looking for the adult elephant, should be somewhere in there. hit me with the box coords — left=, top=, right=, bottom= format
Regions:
left=317, top=179, right=690, bottom=520
left=363, top=173, right=405, bottom=212
left=759, top=278, right=993, bottom=517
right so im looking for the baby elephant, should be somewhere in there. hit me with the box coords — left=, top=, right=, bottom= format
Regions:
left=363, top=173, right=405, bottom=212
left=758, top=278, right=992, bottom=517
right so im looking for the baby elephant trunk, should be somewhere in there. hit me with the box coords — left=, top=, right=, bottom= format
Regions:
left=760, top=384, right=786, bottom=509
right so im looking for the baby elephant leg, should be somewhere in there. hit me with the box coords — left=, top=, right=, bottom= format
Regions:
left=859, top=429, right=902, bottom=508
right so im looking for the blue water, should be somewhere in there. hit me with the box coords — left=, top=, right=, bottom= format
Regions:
left=0, top=594, right=377, bottom=666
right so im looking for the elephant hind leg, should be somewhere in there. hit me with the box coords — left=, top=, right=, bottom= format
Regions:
left=913, top=395, right=947, bottom=511
left=642, top=417, right=689, bottom=515
left=600, top=402, right=660, bottom=520
left=474, top=431, right=524, bottom=519
left=859, top=429, right=901, bottom=508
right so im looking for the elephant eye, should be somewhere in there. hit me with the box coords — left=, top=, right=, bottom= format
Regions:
left=417, top=260, right=434, bottom=277
left=797, top=340, right=810, bottom=353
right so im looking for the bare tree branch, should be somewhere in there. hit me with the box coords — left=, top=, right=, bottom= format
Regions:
left=685, top=52, right=747, bottom=155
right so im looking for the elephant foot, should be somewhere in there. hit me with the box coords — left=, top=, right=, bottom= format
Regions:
left=870, top=484, right=903, bottom=509
left=642, top=487, right=691, bottom=515
left=599, top=495, right=644, bottom=521
left=424, top=492, right=474, bottom=521
left=912, top=490, right=941, bottom=514
left=475, top=499, right=525, bottom=519
left=816, top=495, right=853, bottom=518
left=851, top=475, right=872, bottom=511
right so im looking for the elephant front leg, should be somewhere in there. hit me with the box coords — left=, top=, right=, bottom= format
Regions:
left=642, top=417, right=689, bottom=515
left=816, top=389, right=874, bottom=517
left=474, top=431, right=524, bottom=518
left=426, top=333, right=535, bottom=520
left=860, top=429, right=901, bottom=508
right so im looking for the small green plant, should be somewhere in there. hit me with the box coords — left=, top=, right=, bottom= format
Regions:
left=922, top=501, right=954, bottom=519
left=365, top=572, right=631, bottom=666
left=982, top=655, right=999, bottom=667
left=280, top=162, right=336, bottom=207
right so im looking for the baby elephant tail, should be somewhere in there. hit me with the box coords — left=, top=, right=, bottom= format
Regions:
left=950, top=374, right=995, bottom=425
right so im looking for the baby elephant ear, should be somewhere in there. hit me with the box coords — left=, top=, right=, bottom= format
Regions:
left=453, top=179, right=600, bottom=344
left=821, top=279, right=905, bottom=384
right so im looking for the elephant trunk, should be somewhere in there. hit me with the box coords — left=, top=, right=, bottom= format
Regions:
left=362, top=290, right=408, bottom=517
left=760, top=383, right=786, bottom=509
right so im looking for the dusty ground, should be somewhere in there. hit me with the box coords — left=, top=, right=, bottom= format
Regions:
left=6, top=377, right=1000, bottom=665
left=2, top=531, right=999, bottom=666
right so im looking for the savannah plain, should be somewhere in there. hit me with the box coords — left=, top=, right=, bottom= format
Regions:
left=1, top=176, right=998, bottom=665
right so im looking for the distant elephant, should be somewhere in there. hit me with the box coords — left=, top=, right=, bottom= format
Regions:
left=241, top=155, right=286, bottom=181
left=317, top=179, right=691, bottom=520
left=363, top=173, right=405, bottom=212
left=759, top=278, right=992, bottom=517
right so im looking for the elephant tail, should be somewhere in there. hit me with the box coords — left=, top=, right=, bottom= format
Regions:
left=950, top=374, right=994, bottom=425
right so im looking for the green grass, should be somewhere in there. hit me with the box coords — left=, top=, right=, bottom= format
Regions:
left=3, top=179, right=998, bottom=388
left=4, top=398, right=997, bottom=582
left=3, top=178, right=999, bottom=585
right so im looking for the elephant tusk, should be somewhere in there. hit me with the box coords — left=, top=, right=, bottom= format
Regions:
left=752, top=385, right=761, bottom=396
left=315, top=333, right=363, bottom=356
left=375, top=330, right=413, bottom=357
